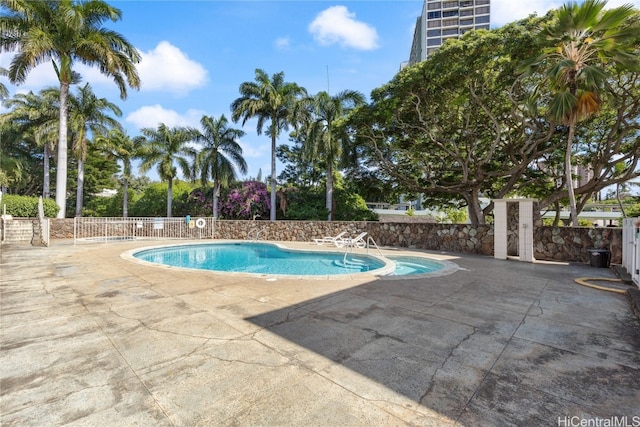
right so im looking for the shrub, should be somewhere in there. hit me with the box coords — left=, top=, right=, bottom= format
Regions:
left=0, top=195, right=59, bottom=217
left=219, top=181, right=270, bottom=220
left=129, top=181, right=193, bottom=217
left=626, top=204, right=640, bottom=218
left=334, top=189, right=379, bottom=221
left=436, top=207, right=468, bottom=224
left=282, top=188, right=328, bottom=220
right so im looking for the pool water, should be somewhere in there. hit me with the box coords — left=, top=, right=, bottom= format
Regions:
left=132, top=242, right=454, bottom=277
left=133, top=242, right=388, bottom=276
left=388, top=256, right=448, bottom=276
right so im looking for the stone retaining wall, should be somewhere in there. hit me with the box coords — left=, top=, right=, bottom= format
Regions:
left=534, top=226, right=622, bottom=264
left=45, top=219, right=623, bottom=264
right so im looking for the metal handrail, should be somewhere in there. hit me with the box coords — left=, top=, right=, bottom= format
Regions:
left=247, top=227, right=266, bottom=241
left=342, top=234, right=384, bottom=265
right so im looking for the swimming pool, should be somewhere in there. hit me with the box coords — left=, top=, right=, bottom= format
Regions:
left=131, top=242, right=392, bottom=276
left=127, top=242, right=457, bottom=278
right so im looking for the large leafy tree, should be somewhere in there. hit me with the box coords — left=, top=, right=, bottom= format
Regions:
left=1, top=0, right=141, bottom=217
left=277, top=138, right=324, bottom=188
left=0, top=120, right=40, bottom=194
left=301, top=90, right=365, bottom=220
left=522, top=0, right=640, bottom=225
left=193, top=115, right=247, bottom=219
left=96, top=129, right=139, bottom=217
left=67, top=83, right=121, bottom=216
left=2, top=89, right=59, bottom=198
left=137, top=124, right=195, bottom=218
left=231, top=69, right=307, bottom=221
left=351, top=18, right=560, bottom=225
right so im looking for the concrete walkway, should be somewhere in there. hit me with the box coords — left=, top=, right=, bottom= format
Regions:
left=1, top=240, right=639, bottom=426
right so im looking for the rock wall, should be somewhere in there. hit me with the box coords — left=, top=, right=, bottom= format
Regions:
left=534, top=226, right=622, bottom=263
left=45, top=218, right=623, bottom=264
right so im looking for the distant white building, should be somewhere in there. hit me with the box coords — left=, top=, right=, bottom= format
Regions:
left=407, top=0, right=491, bottom=66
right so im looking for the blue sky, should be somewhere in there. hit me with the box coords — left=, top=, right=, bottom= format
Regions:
left=2, top=0, right=639, bottom=182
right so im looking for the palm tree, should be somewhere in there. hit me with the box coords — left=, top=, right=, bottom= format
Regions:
left=67, top=83, right=121, bottom=216
left=231, top=69, right=307, bottom=221
left=2, top=89, right=59, bottom=198
left=302, top=90, right=365, bottom=220
left=96, top=129, right=138, bottom=217
left=193, top=115, right=248, bottom=219
left=1, top=0, right=141, bottom=218
left=137, top=124, right=196, bottom=218
left=524, top=0, right=640, bottom=225
left=0, top=67, right=9, bottom=100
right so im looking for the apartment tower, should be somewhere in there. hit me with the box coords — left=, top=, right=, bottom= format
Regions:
left=407, top=0, right=491, bottom=66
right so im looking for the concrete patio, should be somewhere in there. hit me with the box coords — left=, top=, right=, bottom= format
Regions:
left=1, top=239, right=639, bottom=426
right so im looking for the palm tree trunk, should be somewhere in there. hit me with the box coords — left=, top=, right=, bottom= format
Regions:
left=326, top=163, right=333, bottom=221
left=122, top=178, right=129, bottom=218
left=213, top=182, right=220, bottom=219
left=565, top=123, right=578, bottom=226
left=75, top=159, right=84, bottom=217
left=43, top=144, right=50, bottom=199
left=270, top=133, right=277, bottom=221
left=56, top=82, right=69, bottom=218
left=167, top=177, right=173, bottom=218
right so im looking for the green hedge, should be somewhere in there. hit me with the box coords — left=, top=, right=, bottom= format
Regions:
left=0, top=195, right=60, bottom=218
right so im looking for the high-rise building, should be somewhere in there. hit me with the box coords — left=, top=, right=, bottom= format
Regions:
left=407, top=0, right=491, bottom=66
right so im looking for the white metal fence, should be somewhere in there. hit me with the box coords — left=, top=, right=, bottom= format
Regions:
left=73, top=217, right=215, bottom=244
left=622, top=217, right=639, bottom=286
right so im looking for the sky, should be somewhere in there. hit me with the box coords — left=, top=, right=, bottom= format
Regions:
left=2, top=0, right=639, bottom=183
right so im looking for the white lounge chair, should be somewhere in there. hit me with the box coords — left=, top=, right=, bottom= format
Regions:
left=335, top=232, right=368, bottom=248
left=314, top=231, right=348, bottom=246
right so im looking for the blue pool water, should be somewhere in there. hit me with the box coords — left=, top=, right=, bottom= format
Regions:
left=133, top=242, right=388, bottom=276
left=388, top=256, right=448, bottom=276
left=132, top=242, right=453, bottom=277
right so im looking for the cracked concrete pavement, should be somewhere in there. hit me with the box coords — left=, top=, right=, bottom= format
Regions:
left=1, top=239, right=639, bottom=426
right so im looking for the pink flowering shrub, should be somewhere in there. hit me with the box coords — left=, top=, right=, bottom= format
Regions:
left=219, top=181, right=270, bottom=219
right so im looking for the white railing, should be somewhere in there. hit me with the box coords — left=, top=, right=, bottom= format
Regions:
left=622, top=217, right=639, bottom=286
left=247, top=226, right=267, bottom=241
left=73, top=217, right=214, bottom=244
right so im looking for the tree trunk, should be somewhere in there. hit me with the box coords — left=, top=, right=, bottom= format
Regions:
left=43, top=144, right=50, bottom=199
left=270, top=132, right=277, bottom=221
left=213, top=182, right=220, bottom=219
left=55, top=81, right=70, bottom=218
left=167, top=177, right=173, bottom=218
left=465, top=188, right=484, bottom=226
left=75, top=158, right=84, bottom=217
left=553, top=201, right=561, bottom=226
left=122, top=178, right=129, bottom=218
left=326, top=163, right=333, bottom=221
left=616, top=183, right=626, bottom=217
left=565, top=123, right=578, bottom=226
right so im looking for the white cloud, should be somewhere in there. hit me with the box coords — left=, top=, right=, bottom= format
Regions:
left=238, top=139, right=270, bottom=159
left=136, top=41, right=208, bottom=95
left=0, top=52, right=59, bottom=91
left=126, top=104, right=206, bottom=130
left=0, top=41, right=209, bottom=96
left=491, top=0, right=640, bottom=27
left=274, top=37, right=291, bottom=51
left=309, top=6, right=379, bottom=50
